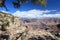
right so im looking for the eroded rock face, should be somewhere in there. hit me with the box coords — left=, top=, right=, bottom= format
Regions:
left=0, top=12, right=60, bottom=40
left=0, top=12, right=23, bottom=31
left=0, top=12, right=26, bottom=40
left=22, top=30, right=55, bottom=40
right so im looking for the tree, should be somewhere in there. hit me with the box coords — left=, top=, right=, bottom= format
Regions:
left=0, top=0, right=8, bottom=11
left=32, top=0, right=47, bottom=7
left=0, top=0, right=47, bottom=11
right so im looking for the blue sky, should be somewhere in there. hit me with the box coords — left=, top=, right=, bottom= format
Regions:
left=0, top=0, right=60, bottom=18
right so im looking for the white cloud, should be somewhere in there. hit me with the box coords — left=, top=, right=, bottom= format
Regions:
left=13, top=9, right=59, bottom=18
left=0, top=10, right=10, bottom=13
left=40, top=14, right=60, bottom=18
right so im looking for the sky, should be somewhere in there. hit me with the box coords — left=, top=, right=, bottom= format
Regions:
left=0, top=0, right=60, bottom=18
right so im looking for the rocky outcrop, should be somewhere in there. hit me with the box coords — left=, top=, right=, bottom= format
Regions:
left=0, top=12, right=26, bottom=40
left=0, top=12, right=60, bottom=40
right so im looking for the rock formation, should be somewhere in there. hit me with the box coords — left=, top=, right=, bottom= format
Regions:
left=0, top=12, right=60, bottom=40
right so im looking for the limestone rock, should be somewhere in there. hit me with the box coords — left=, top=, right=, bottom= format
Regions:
left=0, top=12, right=60, bottom=40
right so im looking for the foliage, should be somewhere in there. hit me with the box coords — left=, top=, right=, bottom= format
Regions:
left=0, top=0, right=47, bottom=11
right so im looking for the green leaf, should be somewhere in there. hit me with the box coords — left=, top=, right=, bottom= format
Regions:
left=38, top=0, right=47, bottom=7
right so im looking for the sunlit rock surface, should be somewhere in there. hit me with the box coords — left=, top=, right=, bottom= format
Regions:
left=0, top=12, right=60, bottom=40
